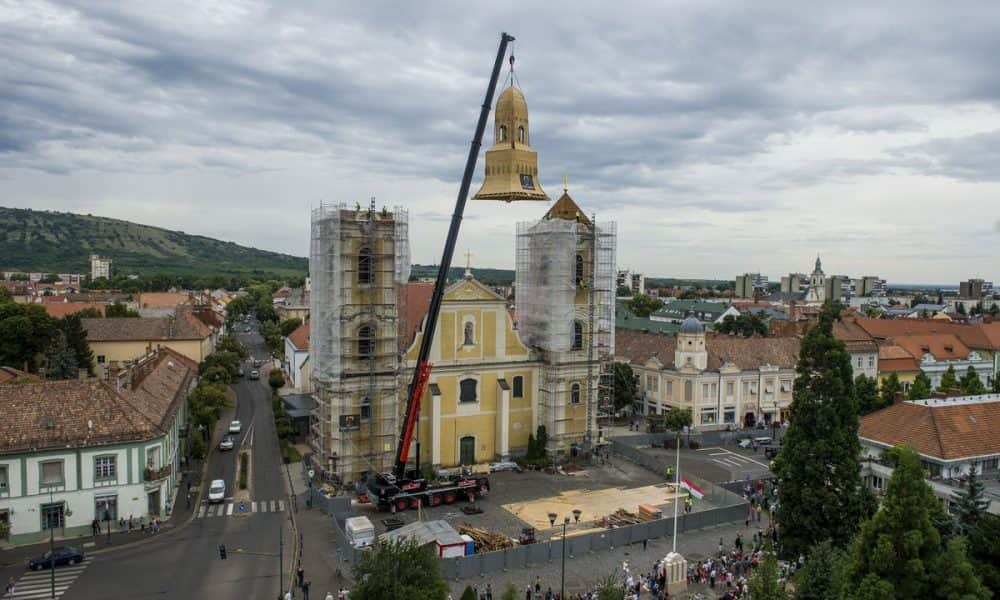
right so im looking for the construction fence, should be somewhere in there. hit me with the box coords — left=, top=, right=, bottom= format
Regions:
left=437, top=502, right=748, bottom=581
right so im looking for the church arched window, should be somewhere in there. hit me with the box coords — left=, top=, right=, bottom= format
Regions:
left=570, top=382, right=581, bottom=404
left=518, top=126, right=525, bottom=144
left=575, top=254, right=584, bottom=286
left=572, top=321, right=584, bottom=351
left=357, top=324, right=374, bottom=358
left=498, top=125, right=506, bottom=143
left=463, top=321, right=474, bottom=346
left=358, top=247, right=374, bottom=285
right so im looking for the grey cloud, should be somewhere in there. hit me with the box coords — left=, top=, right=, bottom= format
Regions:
left=891, top=131, right=1000, bottom=182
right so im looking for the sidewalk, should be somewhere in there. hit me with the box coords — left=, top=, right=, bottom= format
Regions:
left=286, top=462, right=348, bottom=599
left=0, top=458, right=204, bottom=568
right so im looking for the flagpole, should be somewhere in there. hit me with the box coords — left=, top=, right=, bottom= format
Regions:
left=672, top=428, right=681, bottom=553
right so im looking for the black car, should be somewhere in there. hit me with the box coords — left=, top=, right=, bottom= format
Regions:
left=29, top=546, right=85, bottom=570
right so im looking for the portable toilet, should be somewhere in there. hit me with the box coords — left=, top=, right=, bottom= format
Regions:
left=460, top=533, right=475, bottom=556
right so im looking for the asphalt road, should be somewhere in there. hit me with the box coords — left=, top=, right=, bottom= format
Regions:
left=56, top=323, right=292, bottom=600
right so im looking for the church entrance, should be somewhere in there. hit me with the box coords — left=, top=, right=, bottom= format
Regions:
left=743, top=412, right=756, bottom=428
left=459, top=436, right=476, bottom=466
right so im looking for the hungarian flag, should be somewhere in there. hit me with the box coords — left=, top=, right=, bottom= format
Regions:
left=679, top=477, right=705, bottom=500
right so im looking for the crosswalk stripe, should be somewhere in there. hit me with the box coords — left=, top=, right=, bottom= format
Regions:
left=252, top=501, right=257, bottom=512
left=277, top=500, right=284, bottom=512
left=14, top=585, right=71, bottom=599
left=271, top=500, right=278, bottom=512
left=226, top=503, right=234, bottom=516
left=19, top=567, right=86, bottom=581
left=197, top=505, right=206, bottom=518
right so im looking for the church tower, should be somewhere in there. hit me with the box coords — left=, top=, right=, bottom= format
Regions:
left=472, top=67, right=549, bottom=202
left=805, top=254, right=826, bottom=304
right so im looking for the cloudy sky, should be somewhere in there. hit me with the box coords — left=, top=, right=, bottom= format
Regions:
left=2, top=1, right=999, bottom=284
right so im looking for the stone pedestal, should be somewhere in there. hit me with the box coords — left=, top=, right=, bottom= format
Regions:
left=661, top=551, right=688, bottom=595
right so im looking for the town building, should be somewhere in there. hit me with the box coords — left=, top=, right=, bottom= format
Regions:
left=82, top=307, right=215, bottom=378
left=616, top=326, right=799, bottom=428
left=832, top=319, right=879, bottom=380
left=275, top=286, right=310, bottom=322
left=959, top=278, right=994, bottom=300
left=859, top=394, right=1000, bottom=515
left=617, top=270, right=646, bottom=296
left=283, top=321, right=311, bottom=394
left=649, top=300, right=740, bottom=329
left=779, top=273, right=807, bottom=296
left=0, top=348, right=194, bottom=546
left=89, top=254, right=112, bottom=280
left=734, top=273, right=768, bottom=299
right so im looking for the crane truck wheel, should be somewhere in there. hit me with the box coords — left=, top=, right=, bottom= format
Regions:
left=467, top=491, right=476, bottom=502
left=430, top=494, right=442, bottom=506
left=410, top=498, right=420, bottom=509
left=396, top=499, right=409, bottom=512
left=444, top=492, right=456, bottom=504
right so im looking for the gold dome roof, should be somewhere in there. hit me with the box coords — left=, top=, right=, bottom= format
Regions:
left=472, top=83, right=548, bottom=202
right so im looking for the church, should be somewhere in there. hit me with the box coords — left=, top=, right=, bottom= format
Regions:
left=309, top=73, right=616, bottom=481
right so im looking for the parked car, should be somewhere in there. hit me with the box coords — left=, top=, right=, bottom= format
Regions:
left=219, top=435, right=235, bottom=451
left=208, top=479, right=226, bottom=503
left=29, top=546, right=84, bottom=570
left=228, top=420, right=242, bottom=434
left=253, top=359, right=263, bottom=368
left=249, top=370, right=259, bottom=380
left=763, top=443, right=782, bottom=459
left=489, top=461, right=521, bottom=473
left=237, top=366, right=245, bottom=377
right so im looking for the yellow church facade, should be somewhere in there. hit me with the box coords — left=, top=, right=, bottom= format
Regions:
left=404, top=274, right=547, bottom=468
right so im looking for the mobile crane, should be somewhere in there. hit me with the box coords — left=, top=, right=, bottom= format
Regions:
left=360, top=32, right=514, bottom=512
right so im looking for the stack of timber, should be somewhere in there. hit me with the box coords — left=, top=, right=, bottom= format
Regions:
left=638, top=504, right=662, bottom=521
left=596, top=508, right=643, bottom=528
left=459, top=524, right=514, bottom=552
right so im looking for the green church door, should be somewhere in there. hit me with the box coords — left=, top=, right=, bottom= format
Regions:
left=459, top=436, right=476, bottom=466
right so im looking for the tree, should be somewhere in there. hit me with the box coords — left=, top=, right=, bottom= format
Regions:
left=0, top=302, right=57, bottom=372
left=953, top=466, right=989, bottom=534
left=966, top=513, right=1000, bottom=597
left=351, top=537, right=450, bottom=600
left=40, top=273, right=62, bottom=284
left=592, top=573, right=627, bottom=600
left=937, top=365, right=959, bottom=393
left=879, top=372, right=901, bottom=408
left=748, top=545, right=788, bottom=600
left=259, top=320, right=283, bottom=356
left=772, top=301, right=873, bottom=559
left=907, top=371, right=932, bottom=400
left=60, top=314, right=94, bottom=375
left=279, top=317, right=303, bottom=337
left=200, top=351, right=242, bottom=380
left=855, top=374, right=880, bottom=415
left=793, top=540, right=847, bottom=600
left=717, top=313, right=768, bottom=337
left=990, top=303, right=999, bottom=317
left=956, top=302, right=967, bottom=315
left=498, top=582, right=519, bottom=600
left=662, top=407, right=692, bottom=434
left=74, top=307, right=103, bottom=319
left=612, top=362, right=637, bottom=411
left=959, top=366, right=986, bottom=395
left=842, top=445, right=989, bottom=600
left=202, top=365, right=231, bottom=385
left=624, top=294, right=663, bottom=318
left=616, top=285, right=632, bottom=297
left=862, top=304, right=881, bottom=318
left=44, top=330, right=78, bottom=380
left=216, top=334, right=249, bottom=360
left=459, top=586, right=477, bottom=600
left=268, top=369, right=285, bottom=391
left=105, top=302, right=139, bottom=318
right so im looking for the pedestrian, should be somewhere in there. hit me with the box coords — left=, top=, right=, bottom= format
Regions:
left=284, top=590, right=292, bottom=600
left=297, top=564, right=305, bottom=588
left=486, top=583, right=493, bottom=600
left=92, top=518, right=100, bottom=536
left=525, top=585, right=532, bottom=600
left=5, top=577, right=15, bottom=598
left=325, top=593, right=334, bottom=600
left=128, top=515, right=134, bottom=532
left=302, top=580, right=311, bottom=600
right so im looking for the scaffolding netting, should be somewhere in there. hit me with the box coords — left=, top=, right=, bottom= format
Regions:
left=515, top=219, right=578, bottom=352
left=310, top=204, right=343, bottom=383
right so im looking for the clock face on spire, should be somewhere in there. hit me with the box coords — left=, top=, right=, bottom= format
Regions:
left=472, top=82, right=549, bottom=202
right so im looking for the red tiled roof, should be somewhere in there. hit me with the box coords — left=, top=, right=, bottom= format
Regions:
left=860, top=396, right=1000, bottom=460
left=41, top=302, right=106, bottom=318
left=982, top=322, right=1000, bottom=348
left=136, top=292, right=191, bottom=309
left=854, top=318, right=996, bottom=350
left=615, top=329, right=800, bottom=371
left=0, top=349, right=195, bottom=454
left=893, top=333, right=969, bottom=361
left=288, top=321, right=310, bottom=351
left=402, top=282, right=435, bottom=347
left=0, top=367, right=39, bottom=384
left=82, top=312, right=210, bottom=342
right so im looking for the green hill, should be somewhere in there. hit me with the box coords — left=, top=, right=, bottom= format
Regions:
left=0, top=207, right=307, bottom=278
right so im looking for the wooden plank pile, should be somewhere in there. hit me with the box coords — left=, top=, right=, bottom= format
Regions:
left=459, top=524, right=514, bottom=552
left=596, top=508, right=643, bottom=528
left=638, top=504, right=662, bottom=521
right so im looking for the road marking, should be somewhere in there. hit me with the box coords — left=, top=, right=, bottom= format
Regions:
left=277, top=500, right=284, bottom=512
left=197, top=505, right=206, bottom=518
left=226, top=503, right=234, bottom=516
left=252, top=501, right=257, bottom=512
left=11, top=558, right=91, bottom=599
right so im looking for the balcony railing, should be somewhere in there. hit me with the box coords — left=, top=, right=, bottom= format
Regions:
left=144, top=465, right=172, bottom=482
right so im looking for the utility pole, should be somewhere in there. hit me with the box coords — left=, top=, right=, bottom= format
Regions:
left=49, top=490, right=55, bottom=599
left=279, top=521, right=284, bottom=596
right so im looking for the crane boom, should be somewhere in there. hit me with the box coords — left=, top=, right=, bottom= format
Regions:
left=393, top=32, right=515, bottom=479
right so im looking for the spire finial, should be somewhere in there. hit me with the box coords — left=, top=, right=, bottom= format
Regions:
left=464, top=250, right=474, bottom=279
left=563, top=173, right=569, bottom=194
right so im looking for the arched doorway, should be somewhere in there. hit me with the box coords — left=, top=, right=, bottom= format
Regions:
left=459, top=436, right=476, bottom=466
left=743, top=412, right=756, bottom=428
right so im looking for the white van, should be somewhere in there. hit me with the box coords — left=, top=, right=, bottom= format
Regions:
left=208, top=479, right=226, bottom=503
left=345, top=516, right=375, bottom=549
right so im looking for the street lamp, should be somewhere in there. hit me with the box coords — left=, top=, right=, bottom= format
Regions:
left=548, top=509, right=582, bottom=599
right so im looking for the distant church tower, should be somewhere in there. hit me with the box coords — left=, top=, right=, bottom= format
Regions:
left=805, top=255, right=826, bottom=304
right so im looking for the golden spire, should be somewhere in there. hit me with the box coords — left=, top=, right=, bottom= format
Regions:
left=471, top=54, right=549, bottom=202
